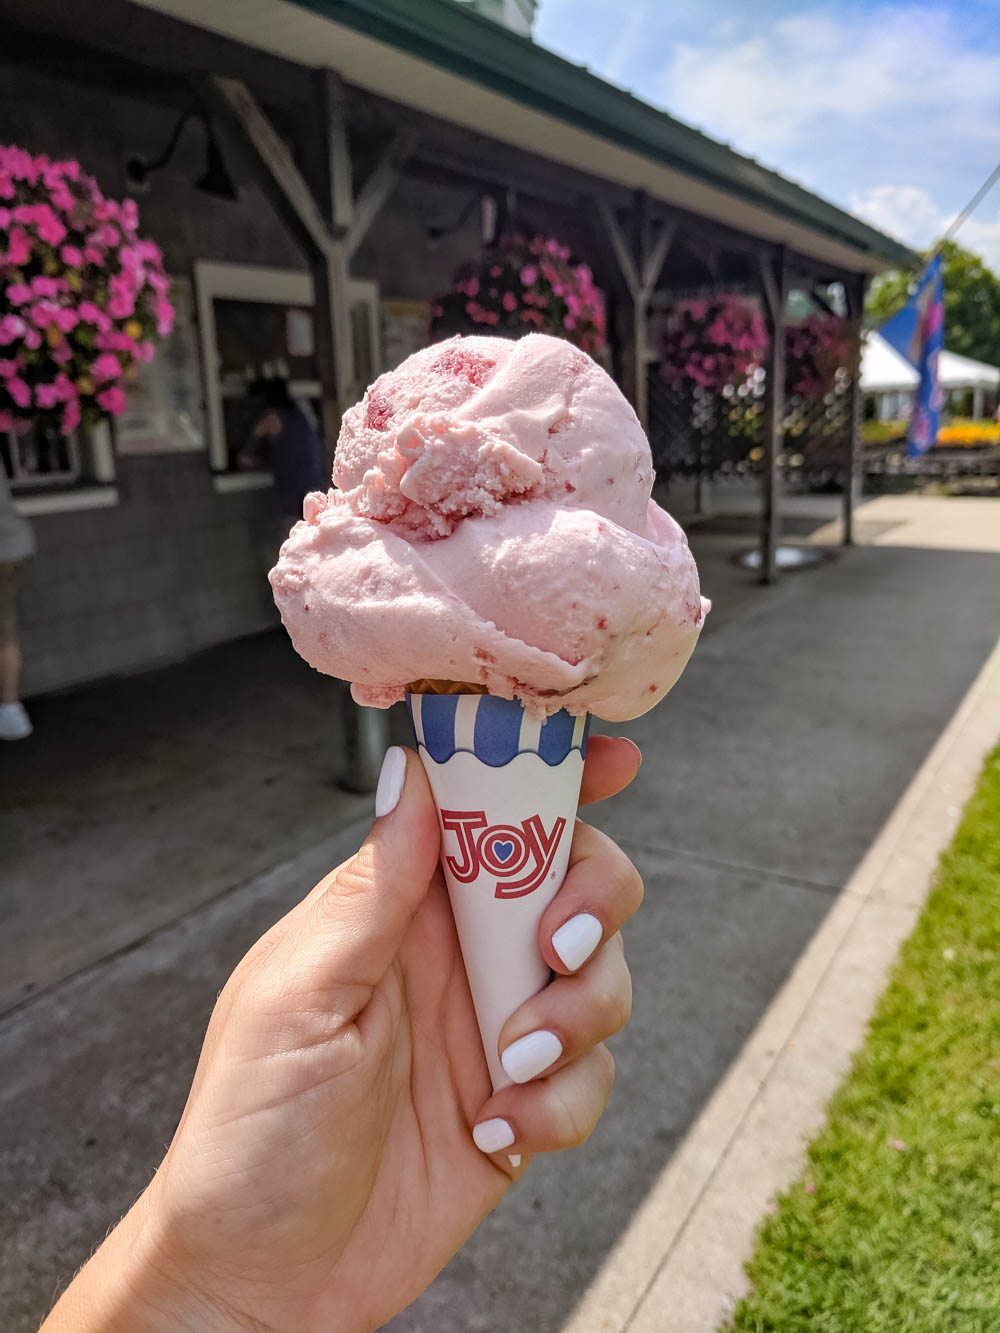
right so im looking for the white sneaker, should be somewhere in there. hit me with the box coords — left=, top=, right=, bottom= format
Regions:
left=0, top=701, right=32, bottom=740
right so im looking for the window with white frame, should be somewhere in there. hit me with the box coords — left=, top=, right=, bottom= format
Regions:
left=194, top=261, right=382, bottom=474
left=2, top=420, right=115, bottom=492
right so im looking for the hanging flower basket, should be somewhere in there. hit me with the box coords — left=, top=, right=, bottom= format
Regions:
left=785, top=313, right=855, bottom=401
left=431, top=233, right=607, bottom=355
left=659, top=295, right=768, bottom=394
left=0, top=144, right=174, bottom=437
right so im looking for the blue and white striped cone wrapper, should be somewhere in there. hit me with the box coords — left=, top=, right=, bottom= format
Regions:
left=408, top=692, right=591, bottom=1090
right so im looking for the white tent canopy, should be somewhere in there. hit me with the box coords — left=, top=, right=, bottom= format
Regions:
left=938, top=348, right=1000, bottom=390
left=862, top=331, right=1000, bottom=392
left=861, top=332, right=918, bottom=393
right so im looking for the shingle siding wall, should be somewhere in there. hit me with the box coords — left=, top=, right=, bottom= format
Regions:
left=18, top=455, right=280, bottom=696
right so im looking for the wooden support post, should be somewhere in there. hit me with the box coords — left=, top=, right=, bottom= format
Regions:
left=758, top=247, right=786, bottom=585
left=207, top=72, right=398, bottom=791
left=595, top=195, right=675, bottom=430
left=842, top=272, right=868, bottom=547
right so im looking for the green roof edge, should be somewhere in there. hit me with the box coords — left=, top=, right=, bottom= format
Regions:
left=289, top=0, right=917, bottom=269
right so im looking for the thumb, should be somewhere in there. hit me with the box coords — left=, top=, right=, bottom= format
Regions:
left=288, top=747, right=442, bottom=997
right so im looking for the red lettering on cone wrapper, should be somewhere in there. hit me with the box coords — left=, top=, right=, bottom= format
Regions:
left=441, top=810, right=567, bottom=898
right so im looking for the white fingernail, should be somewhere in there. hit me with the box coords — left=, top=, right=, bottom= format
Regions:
left=551, top=913, right=603, bottom=971
left=375, top=747, right=406, bottom=817
left=508, top=1154, right=522, bottom=1167
left=473, top=1118, right=515, bottom=1153
left=501, top=1030, right=563, bottom=1084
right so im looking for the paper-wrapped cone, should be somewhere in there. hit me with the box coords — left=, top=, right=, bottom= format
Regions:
left=408, top=692, right=590, bottom=1089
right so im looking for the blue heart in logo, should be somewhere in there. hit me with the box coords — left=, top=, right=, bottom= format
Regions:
left=493, top=840, right=515, bottom=864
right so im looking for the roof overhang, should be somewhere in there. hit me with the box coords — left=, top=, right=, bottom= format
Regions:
left=130, top=0, right=916, bottom=278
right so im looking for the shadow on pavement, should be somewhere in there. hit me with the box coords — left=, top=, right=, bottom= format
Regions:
left=2, top=537, right=999, bottom=1332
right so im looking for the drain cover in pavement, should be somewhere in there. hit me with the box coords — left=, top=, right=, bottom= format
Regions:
left=736, top=545, right=827, bottom=571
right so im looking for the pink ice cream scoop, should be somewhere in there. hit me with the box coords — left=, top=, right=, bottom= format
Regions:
left=270, top=333, right=707, bottom=721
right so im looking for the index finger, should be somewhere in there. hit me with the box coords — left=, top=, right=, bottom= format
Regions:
left=579, top=735, right=642, bottom=806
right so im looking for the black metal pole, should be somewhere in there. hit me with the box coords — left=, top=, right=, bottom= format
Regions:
left=842, top=272, right=868, bottom=546
left=758, top=248, right=786, bottom=584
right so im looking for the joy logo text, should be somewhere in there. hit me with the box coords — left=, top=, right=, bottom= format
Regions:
left=440, top=809, right=567, bottom=899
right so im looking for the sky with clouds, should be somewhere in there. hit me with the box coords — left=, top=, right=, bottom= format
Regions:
left=533, top=0, right=1000, bottom=270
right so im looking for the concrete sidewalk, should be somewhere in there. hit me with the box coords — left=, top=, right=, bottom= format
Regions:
left=3, top=525, right=1000, bottom=1331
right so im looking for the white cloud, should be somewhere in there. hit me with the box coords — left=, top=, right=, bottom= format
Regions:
left=960, top=208, right=1000, bottom=273
left=848, top=184, right=944, bottom=247
left=602, top=1, right=650, bottom=86
left=663, top=7, right=1000, bottom=176
left=849, top=184, right=1000, bottom=271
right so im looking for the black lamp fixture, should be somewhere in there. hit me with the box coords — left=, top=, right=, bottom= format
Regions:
left=126, top=111, right=238, bottom=202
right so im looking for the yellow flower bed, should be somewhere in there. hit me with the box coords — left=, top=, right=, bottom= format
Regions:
left=936, top=420, right=1000, bottom=447
left=863, top=418, right=1000, bottom=448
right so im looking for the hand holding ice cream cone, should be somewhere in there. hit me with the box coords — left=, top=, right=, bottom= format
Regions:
left=43, top=737, right=643, bottom=1333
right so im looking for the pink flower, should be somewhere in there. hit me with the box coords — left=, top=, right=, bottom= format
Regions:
left=136, top=340, right=155, bottom=363
left=23, top=326, right=41, bottom=350
left=120, top=198, right=139, bottom=232
left=520, top=265, right=538, bottom=287
left=4, top=227, right=31, bottom=266
left=564, top=315, right=576, bottom=331
left=61, top=244, right=83, bottom=268
left=501, top=291, right=517, bottom=312
left=7, top=376, right=30, bottom=408
left=83, top=245, right=104, bottom=265
left=0, top=358, right=21, bottom=377
left=136, top=238, right=162, bottom=265
left=61, top=398, right=81, bottom=435
left=5, top=284, right=32, bottom=305
left=97, top=385, right=126, bottom=415
left=50, top=186, right=75, bottom=214
left=35, top=381, right=63, bottom=409
left=108, top=291, right=135, bottom=320
left=78, top=301, right=111, bottom=333
left=889, top=1139, right=907, bottom=1151
left=0, top=409, right=13, bottom=430
left=99, top=330, right=138, bottom=354
left=147, top=269, right=170, bottom=295
left=33, top=205, right=67, bottom=247
left=0, top=317, right=25, bottom=348
left=92, top=352, right=121, bottom=381
left=52, top=340, right=72, bottom=364
left=0, top=207, right=10, bottom=227
left=688, top=300, right=708, bottom=320
left=31, top=275, right=62, bottom=299
left=0, top=173, right=13, bottom=201
left=29, top=301, right=56, bottom=328
left=155, top=297, right=174, bottom=336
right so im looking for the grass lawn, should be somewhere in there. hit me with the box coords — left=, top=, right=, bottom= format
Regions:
left=724, top=743, right=1000, bottom=1333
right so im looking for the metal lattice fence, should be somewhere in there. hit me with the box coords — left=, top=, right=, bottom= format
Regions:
left=647, top=361, right=857, bottom=491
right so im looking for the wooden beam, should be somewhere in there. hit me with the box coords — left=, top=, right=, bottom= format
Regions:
left=314, top=68, right=355, bottom=235
left=595, top=197, right=641, bottom=297
left=596, top=196, right=675, bottom=428
left=206, top=75, right=332, bottom=261
left=345, top=129, right=418, bottom=257
left=758, top=247, right=787, bottom=585
left=640, top=219, right=676, bottom=300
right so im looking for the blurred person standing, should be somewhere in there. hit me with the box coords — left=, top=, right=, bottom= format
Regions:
left=240, top=376, right=328, bottom=538
left=0, top=463, right=35, bottom=740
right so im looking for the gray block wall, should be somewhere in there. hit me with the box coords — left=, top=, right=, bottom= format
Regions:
left=18, top=456, right=281, bottom=697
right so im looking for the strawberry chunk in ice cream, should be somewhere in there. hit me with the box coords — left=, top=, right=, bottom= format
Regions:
left=270, top=333, right=707, bottom=721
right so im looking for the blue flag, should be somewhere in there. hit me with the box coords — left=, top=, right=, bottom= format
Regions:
left=879, top=255, right=945, bottom=456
